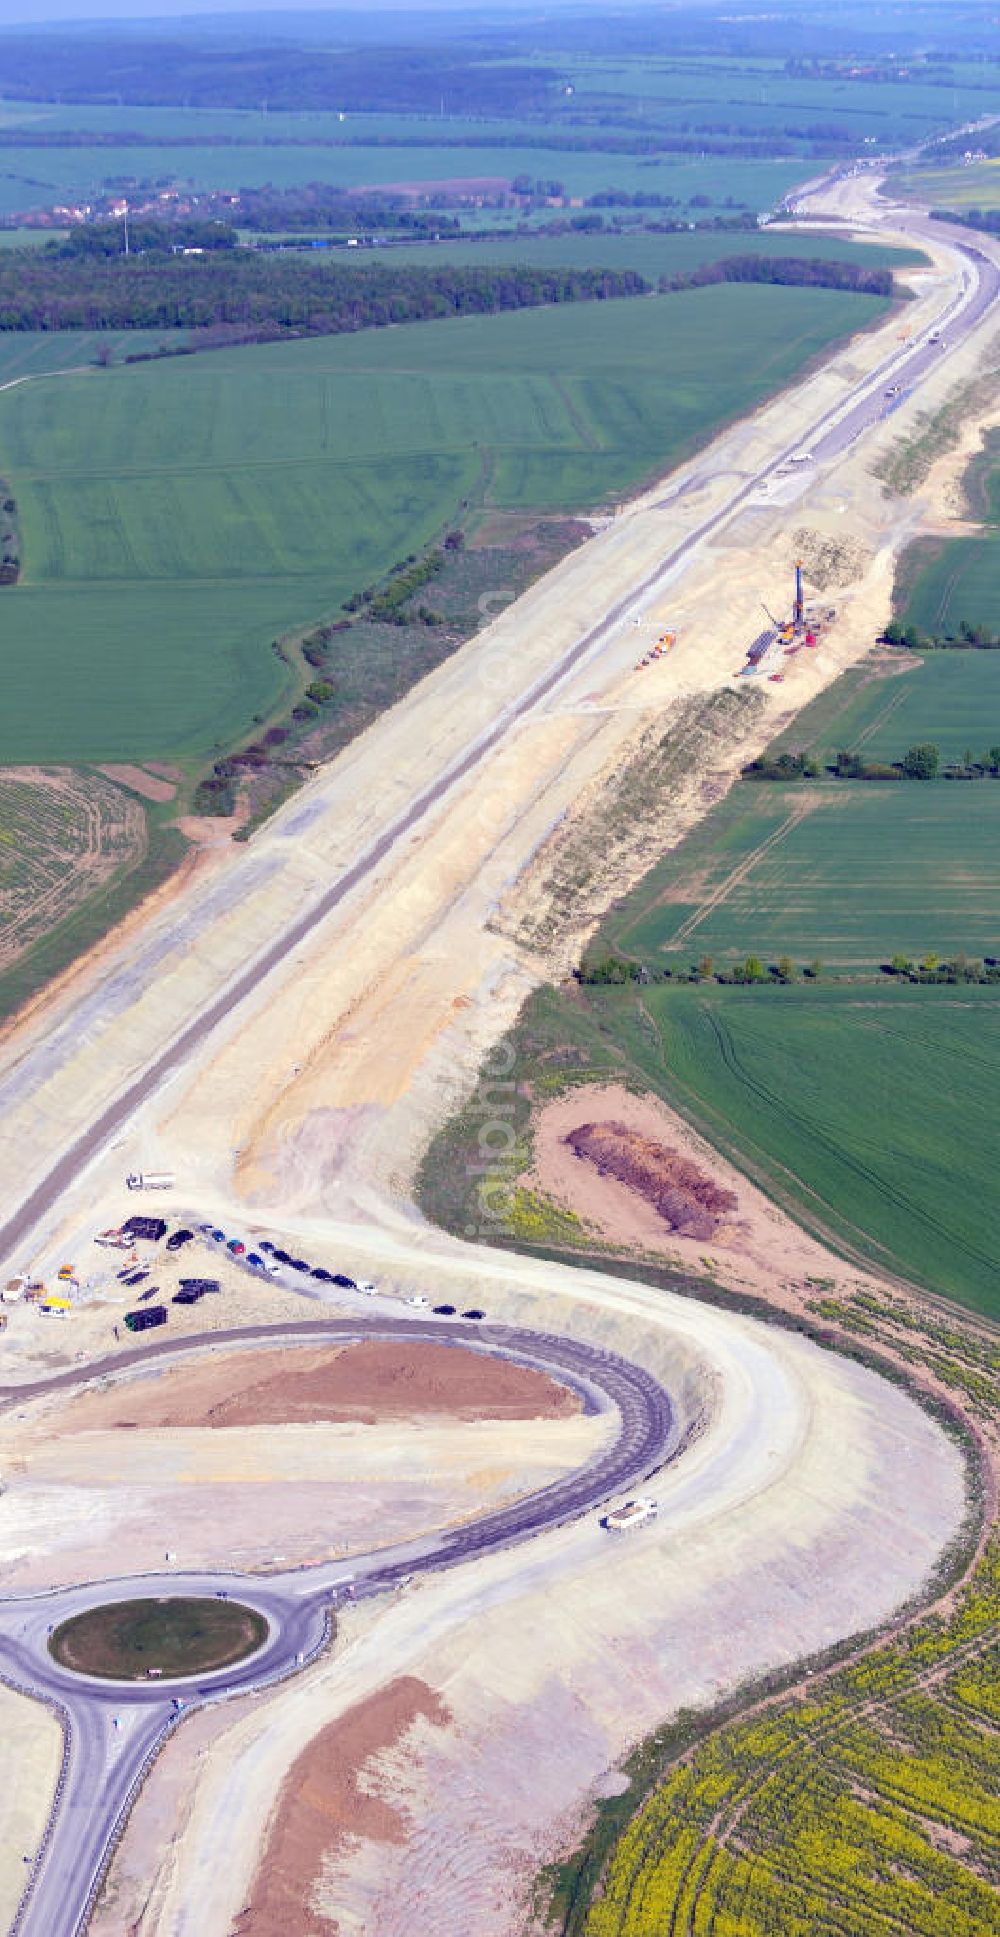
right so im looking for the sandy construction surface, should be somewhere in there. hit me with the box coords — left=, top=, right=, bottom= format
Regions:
left=524, top=1080, right=839, bottom=1296
left=0, top=1337, right=600, bottom=1589
left=0, top=1683, right=63, bottom=1933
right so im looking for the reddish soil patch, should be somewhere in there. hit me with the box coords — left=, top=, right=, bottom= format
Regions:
left=97, top=764, right=177, bottom=803
left=239, top=1677, right=449, bottom=1936
left=565, top=1120, right=738, bottom=1241
left=56, top=1340, right=580, bottom=1433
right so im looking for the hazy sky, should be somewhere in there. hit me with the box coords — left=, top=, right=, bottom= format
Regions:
left=0, top=0, right=466, bottom=21
left=0, top=0, right=509, bottom=19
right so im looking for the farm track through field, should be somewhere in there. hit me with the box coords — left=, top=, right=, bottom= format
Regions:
left=700, top=1006, right=998, bottom=1276
left=614, top=1621, right=1000, bottom=1937
left=932, top=564, right=966, bottom=632
left=668, top=804, right=811, bottom=949
left=851, top=682, right=910, bottom=750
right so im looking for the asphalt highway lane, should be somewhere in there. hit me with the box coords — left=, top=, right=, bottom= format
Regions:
left=0, top=1318, right=677, bottom=1937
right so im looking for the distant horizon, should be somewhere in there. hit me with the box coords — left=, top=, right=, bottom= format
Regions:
left=0, top=0, right=729, bottom=25
left=0, top=0, right=609, bottom=23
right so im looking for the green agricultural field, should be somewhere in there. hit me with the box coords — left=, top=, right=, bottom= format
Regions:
left=0, top=280, right=885, bottom=764
left=897, top=441, right=1000, bottom=639
left=904, top=538, right=1000, bottom=636
left=0, top=330, right=184, bottom=385
left=895, top=159, right=1000, bottom=209
left=605, top=982, right=1000, bottom=1316
left=0, top=228, right=63, bottom=249
left=606, top=779, right=1000, bottom=969
left=604, top=652, right=1000, bottom=970
left=368, top=230, right=922, bottom=277
left=558, top=53, right=999, bottom=150
left=889, top=434, right=1000, bottom=648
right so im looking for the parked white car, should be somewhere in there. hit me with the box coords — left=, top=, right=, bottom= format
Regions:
left=357, top=1280, right=377, bottom=1296
left=405, top=1294, right=430, bottom=1308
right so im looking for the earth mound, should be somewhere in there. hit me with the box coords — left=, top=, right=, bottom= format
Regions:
left=57, top=1339, right=581, bottom=1433
left=565, top=1120, right=738, bottom=1240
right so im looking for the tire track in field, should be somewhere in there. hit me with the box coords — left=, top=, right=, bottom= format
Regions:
left=670, top=799, right=816, bottom=949
left=676, top=1623, right=1000, bottom=1937
left=851, top=681, right=909, bottom=750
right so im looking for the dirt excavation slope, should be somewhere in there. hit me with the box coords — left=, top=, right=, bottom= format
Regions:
left=240, top=1678, right=451, bottom=1937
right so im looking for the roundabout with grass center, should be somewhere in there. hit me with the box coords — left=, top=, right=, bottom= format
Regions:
left=48, top=1596, right=269, bottom=1682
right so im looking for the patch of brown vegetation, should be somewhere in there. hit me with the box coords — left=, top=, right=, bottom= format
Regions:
left=0, top=767, right=147, bottom=969
left=468, top=512, right=594, bottom=554
left=237, top=1678, right=450, bottom=1936
left=56, top=1340, right=580, bottom=1433
left=792, top=526, right=874, bottom=591
left=565, top=1120, right=738, bottom=1240
left=97, top=764, right=176, bottom=803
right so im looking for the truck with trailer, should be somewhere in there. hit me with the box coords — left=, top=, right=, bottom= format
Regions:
left=124, top=1306, right=168, bottom=1333
left=126, top=1172, right=175, bottom=1192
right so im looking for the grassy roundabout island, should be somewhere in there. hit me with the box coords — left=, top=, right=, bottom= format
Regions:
left=48, top=1597, right=268, bottom=1682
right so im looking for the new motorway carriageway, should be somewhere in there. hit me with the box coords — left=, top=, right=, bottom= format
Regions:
left=0, top=191, right=995, bottom=1276
left=0, top=1317, right=678, bottom=1937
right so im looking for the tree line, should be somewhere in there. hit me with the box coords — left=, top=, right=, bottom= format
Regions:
left=579, top=948, right=1000, bottom=988
left=741, top=741, right=981, bottom=782
left=883, top=618, right=1000, bottom=650
left=658, top=254, right=891, bottom=298
left=932, top=206, right=1000, bottom=238
left=0, top=238, right=889, bottom=341
left=0, top=33, right=560, bottom=118
left=579, top=952, right=822, bottom=985
left=0, top=251, right=646, bottom=337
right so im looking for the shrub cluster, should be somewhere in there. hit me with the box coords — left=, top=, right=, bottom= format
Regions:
left=744, top=742, right=1000, bottom=783
left=884, top=952, right=1000, bottom=984
left=343, top=550, right=446, bottom=626
left=578, top=952, right=820, bottom=986
left=884, top=619, right=1000, bottom=650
